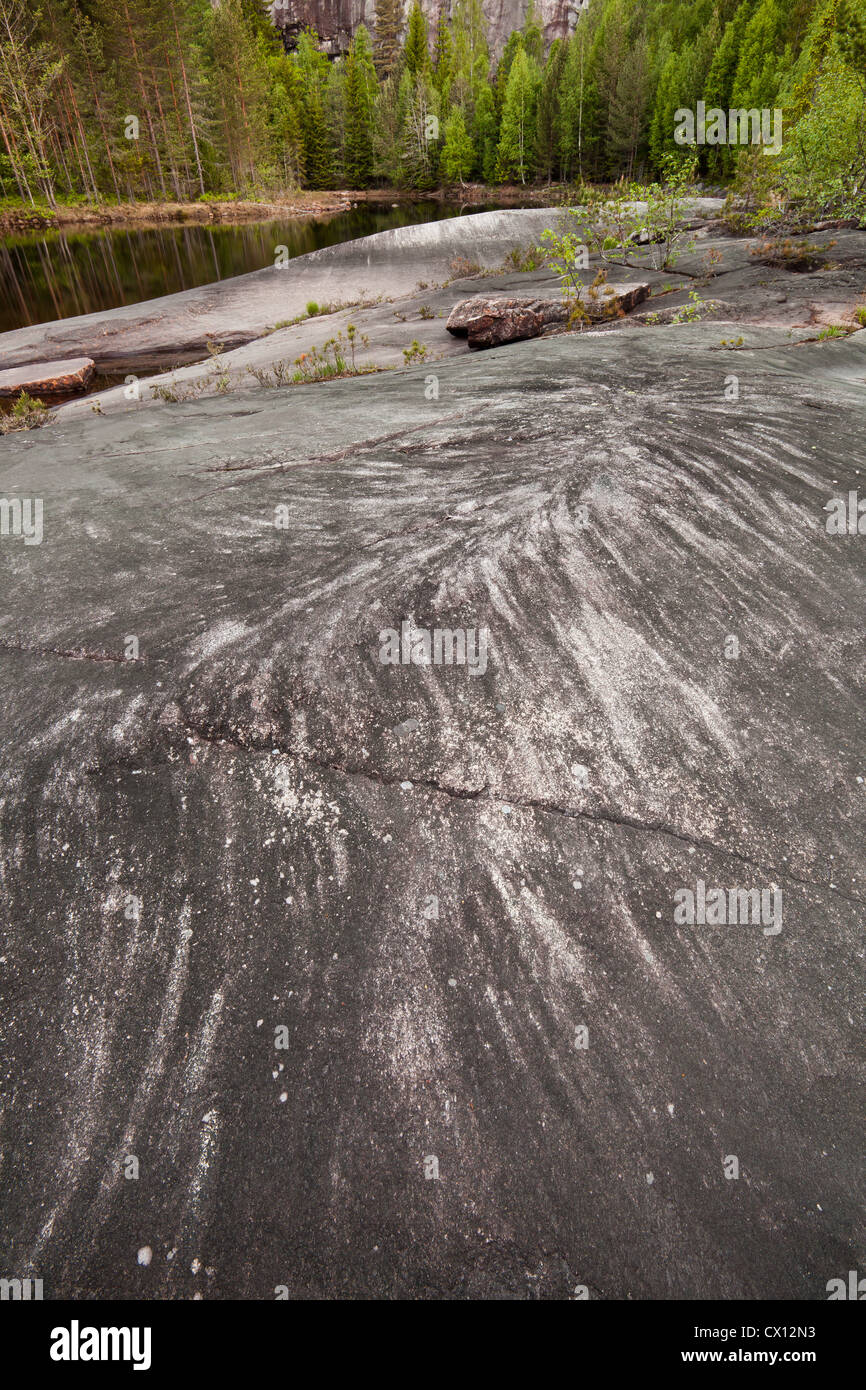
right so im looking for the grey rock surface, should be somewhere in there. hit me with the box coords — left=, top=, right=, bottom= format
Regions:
left=51, top=267, right=654, bottom=420
left=1, top=310, right=864, bottom=1298
left=0, top=204, right=725, bottom=377
left=20, top=208, right=863, bottom=430
left=0, top=210, right=566, bottom=372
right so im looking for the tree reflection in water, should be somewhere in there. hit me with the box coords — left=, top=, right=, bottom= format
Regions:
left=0, top=201, right=506, bottom=336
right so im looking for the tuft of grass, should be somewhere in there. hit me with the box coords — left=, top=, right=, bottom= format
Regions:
left=0, top=391, right=52, bottom=433
left=503, top=244, right=541, bottom=273
left=248, top=324, right=378, bottom=387
left=262, top=295, right=384, bottom=338
left=749, top=237, right=835, bottom=271
left=816, top=324, right=851, bottom=340
left=448, top=255, right=482, bottom=280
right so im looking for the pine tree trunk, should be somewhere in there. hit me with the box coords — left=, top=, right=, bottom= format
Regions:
left=170, top=0, right=207, bottom=199
left=120, top=0, right=168, bottom=199
left=0, top=93, right=31, bottom=202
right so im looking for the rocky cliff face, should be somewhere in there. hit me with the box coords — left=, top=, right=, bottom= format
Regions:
left=270, top=0, right=585, bottom=59
left=271, top=0, right=366, bottom=56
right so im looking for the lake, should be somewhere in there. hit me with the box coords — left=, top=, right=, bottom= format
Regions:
left=0, top=200, right=527, bottom=337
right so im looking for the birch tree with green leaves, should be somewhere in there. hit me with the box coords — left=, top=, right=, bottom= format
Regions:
left=0, top=0, right=64, bottom=204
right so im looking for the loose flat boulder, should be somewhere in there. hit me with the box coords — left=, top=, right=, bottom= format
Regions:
left=447, top=295, right=557, bottom=343
left=447, top=283, right=651, bottom=349
left=457, top=297, right=547, bottom=349
left=0, top=357, right=94, bottom=398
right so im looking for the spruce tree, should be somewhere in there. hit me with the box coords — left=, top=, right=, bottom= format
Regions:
left=606, top=27, right=649, bottom=179
left=294, top=28, right=333, bottom=189
left=705, top=1, right=758, bottom=114
left=495, top=32, right=523, bottom=115
left=522, top=0, right=544, bottom=67
left=441, top=105, right=475, bottom=182
left=731, top=0, right=787, bottom=110
left=703, top=0, right=757, bottom=172
left=374, top=0, right=404, bottom=79
left=403, top=2, right=429, bottom=78
left=536, top=36, right=566, bottom=180
left=433, top=7, right=455, bottom=101
left=472, top=81, right=499, bottom=181
left=344, top=25, right=377, bottom=186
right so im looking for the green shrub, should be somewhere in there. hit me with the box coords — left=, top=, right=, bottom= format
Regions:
left=0, top=391, right=51, bottom=433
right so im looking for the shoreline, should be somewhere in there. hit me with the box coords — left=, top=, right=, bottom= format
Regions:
left=0, top=192, right=355, bottom=235
left=0, top=185, right=562, bottom=235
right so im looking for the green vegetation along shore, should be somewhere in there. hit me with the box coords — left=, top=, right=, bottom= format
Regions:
left=0, top=0, right=864, bottom=224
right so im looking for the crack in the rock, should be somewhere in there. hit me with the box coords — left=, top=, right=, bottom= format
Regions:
left=707, top=336, right=819, bottom=352
left=181, top=721, right=865, bottom=909
left=198, top=408, right=475, bottom=475
left=181, top=408, right=490, bottom=504
left=0, top=638, right=147, bottom=665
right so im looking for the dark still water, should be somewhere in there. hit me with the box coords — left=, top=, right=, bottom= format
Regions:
left=0, top=200, right=523, bottom=337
